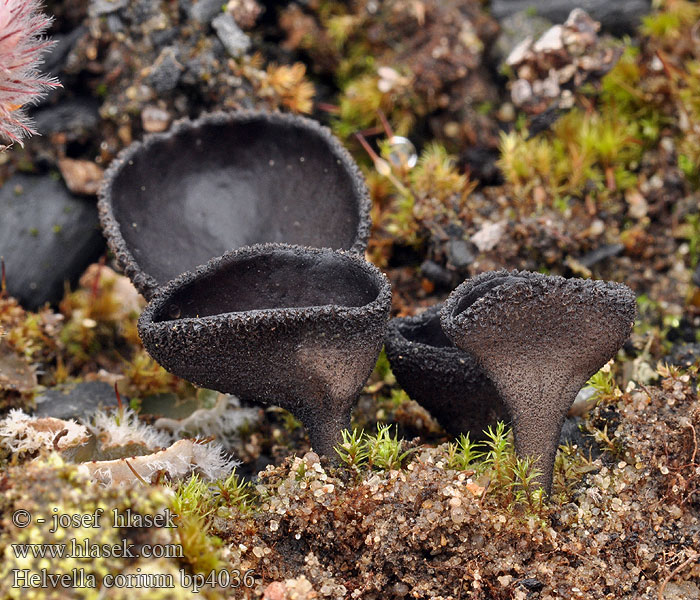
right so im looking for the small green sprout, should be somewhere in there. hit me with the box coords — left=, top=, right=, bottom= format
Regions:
left=508, top=455, right=545, bottom=514
left=587, top=364, right=621, bottom=403
left=553, top=441, right=597, bottom=501
left=335, top=424, right=412, bottom=471
left=365, top=423, right=412, bottom=470
left=482, top=422, right=513, bottom=485
left=587, top=422, right=623, bottom=457
left=335, top=427, right=368, bottom=470
left=216, top=470, right=255, bottom=515
left=446, top=433, right=484, bottom=471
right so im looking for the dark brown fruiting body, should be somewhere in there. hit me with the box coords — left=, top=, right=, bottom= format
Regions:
left=384, top=304, right=507, bottom=439
left=99, top=111, right=372, bottom=299
left=138, top=244, right=391, bottom=458
left=441, top=269, right=636, bottom=493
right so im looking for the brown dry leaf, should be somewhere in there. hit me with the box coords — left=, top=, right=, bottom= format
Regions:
left=0, top=340, right=36, bottom=393
left=58, top=158, right=105, bottom=195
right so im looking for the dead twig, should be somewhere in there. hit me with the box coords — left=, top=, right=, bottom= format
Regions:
left=658, top=550, right=699, bottom=600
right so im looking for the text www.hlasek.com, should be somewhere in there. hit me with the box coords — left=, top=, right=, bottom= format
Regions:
left=12, top=537, right=182, bottom=559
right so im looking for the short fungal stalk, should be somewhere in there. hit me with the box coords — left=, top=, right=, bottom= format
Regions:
left=441, top=270, right=636, bottom=493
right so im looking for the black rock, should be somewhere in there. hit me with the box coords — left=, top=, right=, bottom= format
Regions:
left=517, top=578, right=544, bottom=592
left=99, top=111, right=372, bottom=299
left=384, top=304, right=507, bottom=440
left=665, top=343, right=700, bottom=370
left=693, top=261, right=700, bottom=288
left=578, top=243, right=624, bottom=269
left=34, top=381, right=120, bottom=420
left=489, top=0, right=651, bottom=33
left=32, top=98, right=101, bottom=139
left=138, top=244, right=391, bottom=458
left=0, top=174, right=105, bottom=309
left=42, top=26, right=88, bottom=78
left=420, top=260, right=454, bottom=288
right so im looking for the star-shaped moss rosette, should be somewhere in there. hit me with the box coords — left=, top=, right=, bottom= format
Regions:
left=99, top=111, right=372, bottom=300
left=384, top=304, right=507, bottom=439
left=441, top=270, right=636, bottom=493
left=138, top=243, right=391, bottom=458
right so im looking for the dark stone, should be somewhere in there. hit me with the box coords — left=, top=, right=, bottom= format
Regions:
left=420, top=261, right=454, bottom=288
left=665, top=317, right=697, bottom=345
left=99, top=111, right=372, bottom=299
left=517, top=578, right=545, bottom=591
left=147, top=47, right=182, bottom=94
left=89, top=0, right=128, bottom=17
left=106, top=14, right=124, bottom=33
left=441, top=269, right=636, bottom=493
left=559, top=416, right=600, bottom=459
left=459, top=146, right=502, bottom=186
left=693, top=261, right=700, bottom=288
left=489, top=0, right=651, bottom=33
left=189, top=0, right=225, bottom=24
left=0, top=174, right=105, bottom=309
left=32, top=98, right=101, bottom=138
left=665, top=343, right=700, bottom=370
left=577, top=243, right=624, bottom=269
left=212, top=13, right=251, bottom=57
left=150, top=27, right=178, bottom=47
left=384, top=304, right=507, bottom=440
left=446, top=239, right=476, bottom=269
left=42, top=26, right=88, bottom=77
left=138, top=244, right=391, bottom=458
left=33, top=381, right=120, bottom=420
left=527, top=104, right=570, bottom=138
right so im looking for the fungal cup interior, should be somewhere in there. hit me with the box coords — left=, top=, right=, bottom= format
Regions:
left=398, top=311, right=453, bottom=349
left=153, top=250, right=382, bottom=322
left=110, top=116, right=364, bottom=287
left=451, top=273, right=528, bottom=317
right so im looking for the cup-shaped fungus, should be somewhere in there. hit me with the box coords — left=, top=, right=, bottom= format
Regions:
left=138, top=244, right=391, bottom=458
left=384, top=305, right=507, bottom=439
left=99, top=111, right=371, bottom=299
left=441, top=270, right=636, bottom=493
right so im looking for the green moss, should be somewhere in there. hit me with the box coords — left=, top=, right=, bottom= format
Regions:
left=446, top=433, right=484, bottom=471
left=499, top=107, right=644, bottom=211
left=335, top=424, right=412, bottom=472
left=0, top=455, right=193, bottom=599
left=372, top=142, right=476, bottom=249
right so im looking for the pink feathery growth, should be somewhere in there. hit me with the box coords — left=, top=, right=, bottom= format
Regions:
left=0, top=0, right=59, bottom=146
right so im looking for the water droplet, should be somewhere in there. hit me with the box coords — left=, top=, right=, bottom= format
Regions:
left=168, top=304, right=181, bottom=319
left=387, top=136, right=417, bottom=169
